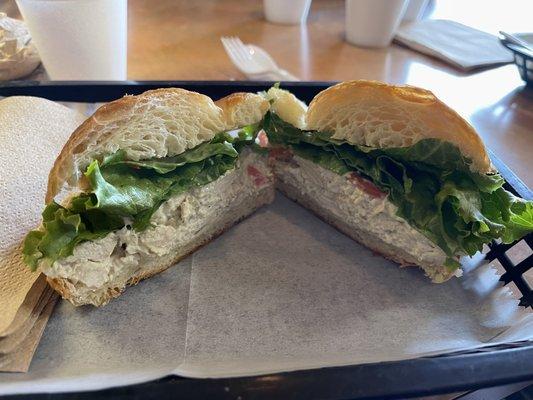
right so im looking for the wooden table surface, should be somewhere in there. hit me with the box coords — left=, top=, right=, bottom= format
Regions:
left=130, top=0, right=532, bottom=188
left=4, top=0, right=532, bottom=187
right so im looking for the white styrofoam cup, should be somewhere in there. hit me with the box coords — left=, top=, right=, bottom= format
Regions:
left=16, top=0, right=127, bottom=80
left=345, top=0, right=408, bottom=48
left=402, top=0, right=429, bottom=22
left=263, top=0, right=312, bottom=25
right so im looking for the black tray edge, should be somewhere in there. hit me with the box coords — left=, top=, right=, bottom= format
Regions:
left=4, top=346, right=533, bottom=400
left=0, top=81, right=531, bottom=400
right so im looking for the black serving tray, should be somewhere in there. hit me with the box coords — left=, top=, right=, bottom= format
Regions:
left=0, top=81, right=531, bottom=400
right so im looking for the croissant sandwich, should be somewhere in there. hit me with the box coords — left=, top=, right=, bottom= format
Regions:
left=23, top=82, right=533, bottom=306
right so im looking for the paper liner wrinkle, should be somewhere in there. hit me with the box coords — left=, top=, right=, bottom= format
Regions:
left=0, top=195, right=530, bottom=394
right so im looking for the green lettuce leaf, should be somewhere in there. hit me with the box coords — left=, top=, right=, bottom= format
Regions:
left=263, top=111, right=533, bottom=268
left=23, top=126, right=260, bottom=271
left=101, top=141, right=238, bottom=174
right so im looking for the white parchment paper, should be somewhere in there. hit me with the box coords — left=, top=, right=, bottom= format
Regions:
left=0, top=259, right=191, bottom=394
left=0, top=195, right=531, bottom=394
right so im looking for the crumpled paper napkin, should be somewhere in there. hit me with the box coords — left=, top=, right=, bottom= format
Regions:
left=0, top=13, right=40, bottom=80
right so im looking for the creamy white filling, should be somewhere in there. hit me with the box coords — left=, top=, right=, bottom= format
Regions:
left=274, top=155, right=447, bottom=267
left=42, top=150, right=272, bottom=289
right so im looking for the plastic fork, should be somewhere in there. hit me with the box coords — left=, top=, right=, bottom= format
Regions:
left=221, top=36, right=298, bottom=81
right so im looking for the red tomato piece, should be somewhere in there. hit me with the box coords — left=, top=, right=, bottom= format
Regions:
left=257, top=130, right=269, bottom=147
left=347, top=172, right=386, bottom=199
left=247, top=165, right=268, bottom=187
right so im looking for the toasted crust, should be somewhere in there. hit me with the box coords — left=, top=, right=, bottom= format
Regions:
left=215, top=92, right=270, bottom=129
left=306, top=80, right=492, bottom=174
left=47, top=276, right=122, bottom=307
left=46, top=88, right=226, bottom=203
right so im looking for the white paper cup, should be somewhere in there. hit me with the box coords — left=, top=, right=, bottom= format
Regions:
left=345, top=0, right=408, bottom=48
left=263, top=0, right=312, bottom=25
left=15, top=0, right=127, bottom=80
left=402, top=0, right=429, bottom=22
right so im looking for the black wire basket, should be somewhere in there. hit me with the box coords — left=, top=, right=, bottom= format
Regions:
left=500, top=35, right=533, bottom=87
left=0, top=81, right=532, bottom=400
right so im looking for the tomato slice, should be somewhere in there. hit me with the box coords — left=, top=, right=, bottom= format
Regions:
left=257, top=130, right=269, bottom=148
left=347, top=172, right=386, bottom=199
left=247, top=165, right=268, bottom=187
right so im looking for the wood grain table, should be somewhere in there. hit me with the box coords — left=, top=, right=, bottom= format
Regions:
left=4, top=0, right=532, bottom=187
left=124, top=0, right=533, bottom=188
